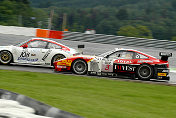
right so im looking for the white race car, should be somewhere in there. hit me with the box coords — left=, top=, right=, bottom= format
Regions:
left=0, top=38, right=78, bottom=66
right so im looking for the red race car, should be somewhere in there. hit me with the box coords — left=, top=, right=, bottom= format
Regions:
left=54, top=48, right=172, bottom=80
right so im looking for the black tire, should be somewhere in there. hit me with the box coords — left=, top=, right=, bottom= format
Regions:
left=136, top=64, right=153, bottom=80
left=72, top=59, right=87, bottom=75
left=0, top=51, right=12, bottom=64
left=51, top=54, right=66, bottom=65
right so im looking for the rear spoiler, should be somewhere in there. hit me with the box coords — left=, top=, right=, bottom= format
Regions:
left=159, top=52, right=172, bottom=61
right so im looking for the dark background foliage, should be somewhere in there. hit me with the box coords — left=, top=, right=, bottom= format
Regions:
left=1, top=0, right=176, bottom=40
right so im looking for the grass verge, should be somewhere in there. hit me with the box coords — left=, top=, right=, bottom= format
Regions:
left=0, top=70, right=176, bottom=118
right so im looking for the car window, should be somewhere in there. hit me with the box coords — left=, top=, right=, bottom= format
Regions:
left=119, top=51, right=134, bottom=59
left=135, top=53, right=148, bottom=59
left=47, top=43, right=62, bottom=49
left=108, top=51, right=123, bottom=59
left=28, top=40, right=47, bottom=48
left=108, top=51, right=134, bottom=59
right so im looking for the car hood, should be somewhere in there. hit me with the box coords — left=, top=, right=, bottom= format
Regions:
left=0, top=45, right=14, bottom=49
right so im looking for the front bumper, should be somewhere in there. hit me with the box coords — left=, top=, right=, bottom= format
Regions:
left=54, top=65, right=71, bottom=72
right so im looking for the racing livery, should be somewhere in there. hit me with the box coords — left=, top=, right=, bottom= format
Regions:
left=54, top=48, right=172, bottom=80
left=0, top=38, right=78, bottom=66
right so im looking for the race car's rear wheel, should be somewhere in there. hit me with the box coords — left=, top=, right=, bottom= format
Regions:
left=72, top=59, right=87, bottom=75
left=136, top=64, right=153, bottom=80
left=0, top=51, right=12, bottom=64
left=51, top=54, right=66, bottom=65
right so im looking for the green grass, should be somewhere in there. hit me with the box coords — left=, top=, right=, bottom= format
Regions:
left=0, top=70, right=176, bottom=118
left=171, top=68, right=176, bottom=71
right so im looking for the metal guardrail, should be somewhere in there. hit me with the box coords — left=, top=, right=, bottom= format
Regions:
left=63, top=31, right=176, bottom=50
left=1, top=25, right=175, bottom=50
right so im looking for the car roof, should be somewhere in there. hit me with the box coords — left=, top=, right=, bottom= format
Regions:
left=32, top=38, right=62, bottom=45
left=114, top=48, right=156, bottom=58
left=31, top=38, right=70, bottom=48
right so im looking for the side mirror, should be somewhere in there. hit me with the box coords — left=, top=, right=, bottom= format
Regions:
left=22, top=44, right=28, bottom=48
left=104, top=55, right=109, bottom=58
left=78, top=45, right=85, bottom=54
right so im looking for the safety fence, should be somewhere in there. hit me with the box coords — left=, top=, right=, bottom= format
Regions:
left=63, top=31, right=176, bottom=50
left=1, top=25, right=176, bottom=50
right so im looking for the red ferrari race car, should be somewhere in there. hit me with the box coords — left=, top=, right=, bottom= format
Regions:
left=54, top=48, right=172, bottom=80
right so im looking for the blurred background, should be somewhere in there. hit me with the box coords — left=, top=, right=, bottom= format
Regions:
left=0, top=0, right=176, bottom=41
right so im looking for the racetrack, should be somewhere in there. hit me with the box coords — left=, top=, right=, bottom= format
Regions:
left=0, top=33, right=175, bottom=84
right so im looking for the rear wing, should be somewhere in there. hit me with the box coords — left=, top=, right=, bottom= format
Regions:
left=159, top=52, right=172, bottom=61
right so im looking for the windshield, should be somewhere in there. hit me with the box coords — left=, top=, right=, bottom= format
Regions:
left=14, top=39, right=31, bottom=47
left=98, top=49, right=116, bottom=57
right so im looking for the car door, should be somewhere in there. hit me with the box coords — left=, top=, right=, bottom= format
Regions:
left=17, top=40, right=49, bottom=64
left=113, top=51, right=136, bottom=72
left=101, top=51, right=123, bottom=72
left=43, top=42, right=63, bottom=64
left=13, top=46, right=27, bottom=63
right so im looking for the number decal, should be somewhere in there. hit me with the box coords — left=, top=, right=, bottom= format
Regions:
left=105, top=65, right=110, bottom=70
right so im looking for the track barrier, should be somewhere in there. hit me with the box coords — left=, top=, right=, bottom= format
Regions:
left=0, top=89, right=83, bottom=118
left=0, top=25, right=176, bottom=50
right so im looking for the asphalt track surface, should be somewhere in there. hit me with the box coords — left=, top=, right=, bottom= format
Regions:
left=0, top=33, right=175, bottom=85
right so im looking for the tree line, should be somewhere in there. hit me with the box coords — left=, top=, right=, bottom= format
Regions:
left=1, top=0, right=176, bottom=41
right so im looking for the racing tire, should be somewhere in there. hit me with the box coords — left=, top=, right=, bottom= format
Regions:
left=136, top=64, right=153, bottom=80
left=0, top=51, right=13, bottom=65
left=72, top=59, right=87, bottom=75
left=51, top=54, right=66, bottom=65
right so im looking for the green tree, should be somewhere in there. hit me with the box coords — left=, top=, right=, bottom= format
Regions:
left=116, top=8, right=128, bottom=20
left=117, top=25, right=153, bottom=39
left=70, top=23, right=84, bottom=32
left=117, top=25, right=139, bottom=37
left=96, top=18, right=121, bottom=35
left=171, top=36, right=176, bottom=41
left=0, top=0, right=18, bottom=25
left=0, top=0, right=36, bottom=26
left=136, top=25, right=153, bottom=39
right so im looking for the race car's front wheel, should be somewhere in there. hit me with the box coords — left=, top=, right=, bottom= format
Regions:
left=72, top=59, right=87, bottom=75
left=0, top=51, right=13, bottom=64
left=136, top=64, right=153, bottom=80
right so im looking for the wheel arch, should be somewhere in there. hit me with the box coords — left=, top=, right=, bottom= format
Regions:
left=51, top=53, right=66, bottom=66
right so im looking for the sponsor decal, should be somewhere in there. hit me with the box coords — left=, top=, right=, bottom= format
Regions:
left=137, top=60, right=153, bottom=63
left=158, top=73, right=167, bottom=76
left=42, top=50, right=52, bottom=61
left=116, top=60, right=132, bottom=64
left=162, top=70, right=169, bottom=73
left=17, top=51, right=38, bottom=62
left=57, top=60, right=72, bottom=66
left=57, top=65, right=67, bottom=68
left=83, top=57, right=92, bottom=60
left=20, top=52, right=30, bottom=57
left=89, top=71, right=116, bottom=76
left=114, top=65, right=136, bottom=72
left=17, top=57, right=38, bottom=62
left=31, top=54, right=36, bottom=56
